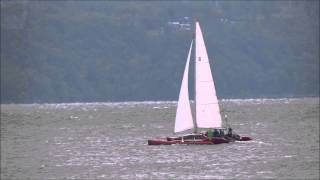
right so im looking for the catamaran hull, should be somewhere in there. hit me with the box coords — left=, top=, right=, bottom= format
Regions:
left=148, top=137, right=230, bottom=145
left=239, top=136, right=252, bottom=141
left=148, top=136, right=252, bottom=145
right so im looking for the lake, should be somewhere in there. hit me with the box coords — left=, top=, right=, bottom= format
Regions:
left=1, top=98, right=319, bottom=179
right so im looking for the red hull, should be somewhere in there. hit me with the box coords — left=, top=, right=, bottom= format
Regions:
left=148, top=136, right=252, bottom=145
left=240, top=136, right=252, bottom=141
left=148, top=137, right=230, bottom=145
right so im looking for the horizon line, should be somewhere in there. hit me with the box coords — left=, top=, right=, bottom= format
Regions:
left=1, top=97, right=319, bottom=105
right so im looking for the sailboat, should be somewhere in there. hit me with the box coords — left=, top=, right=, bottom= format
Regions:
left=148, top=20, right=252, bottom=145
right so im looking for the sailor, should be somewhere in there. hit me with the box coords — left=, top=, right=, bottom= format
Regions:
left=227, top=127, right=233, bottom=137
left=207, top=129, right=213, bottom=140
left=213, top=129, right=219, bottom=137
left=220, top=129, right=225, bottom=136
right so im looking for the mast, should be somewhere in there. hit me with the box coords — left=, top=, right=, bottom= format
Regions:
left=193, top=19, right=198, bottom=133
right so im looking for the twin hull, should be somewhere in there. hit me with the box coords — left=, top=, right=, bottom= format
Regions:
left=148, top=137, right=230, bottom=145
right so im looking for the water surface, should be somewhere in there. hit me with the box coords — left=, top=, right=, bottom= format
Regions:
left=1, top=98, right=319, bottom=179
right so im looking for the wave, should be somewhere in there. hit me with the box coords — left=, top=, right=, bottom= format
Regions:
left=221, top=97, right=319, bottom=105
left=1, top=97, right=318, bottom=108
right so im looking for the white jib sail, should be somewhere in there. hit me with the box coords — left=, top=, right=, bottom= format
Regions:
left=195, top=21, right=222, bottom=128
left=174, top=40, right=194, bottom=133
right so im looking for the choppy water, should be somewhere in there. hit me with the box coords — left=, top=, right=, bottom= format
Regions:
left=1, top=98, right=319, bottom=179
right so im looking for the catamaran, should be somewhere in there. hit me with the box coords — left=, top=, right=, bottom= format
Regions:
left=148, top=20, right=252, bottom=145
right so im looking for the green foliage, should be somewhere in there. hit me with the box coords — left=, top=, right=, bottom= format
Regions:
left=1, top=1, right=319, bottom=103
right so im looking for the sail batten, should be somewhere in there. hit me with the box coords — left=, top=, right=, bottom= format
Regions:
left=174, top=41, right=194, bottom=133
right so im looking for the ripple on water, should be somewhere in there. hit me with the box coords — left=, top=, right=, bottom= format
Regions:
left=1, top=98, right=319, bottom=179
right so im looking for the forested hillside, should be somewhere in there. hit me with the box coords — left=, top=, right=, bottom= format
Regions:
left=1, top=1, right=319, bottom=103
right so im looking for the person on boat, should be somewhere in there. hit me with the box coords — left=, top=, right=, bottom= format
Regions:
left=220, top=129, right=225, bottom=136
left=227, top=127, right=233, bottom=137
left=213, top=129, right=219, bottom=137
left=207, top=129, right=213, bottom=140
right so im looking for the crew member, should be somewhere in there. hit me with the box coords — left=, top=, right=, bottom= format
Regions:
left=227, top=127, right=233, bottom=137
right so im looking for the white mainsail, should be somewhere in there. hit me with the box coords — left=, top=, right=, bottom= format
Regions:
left=195, top=21, right=222, bottom=128
left=174, top=41, right=194, bottom=133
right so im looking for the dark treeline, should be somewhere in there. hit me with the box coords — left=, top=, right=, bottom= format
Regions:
left=1, top=1, right=319, bottom=103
